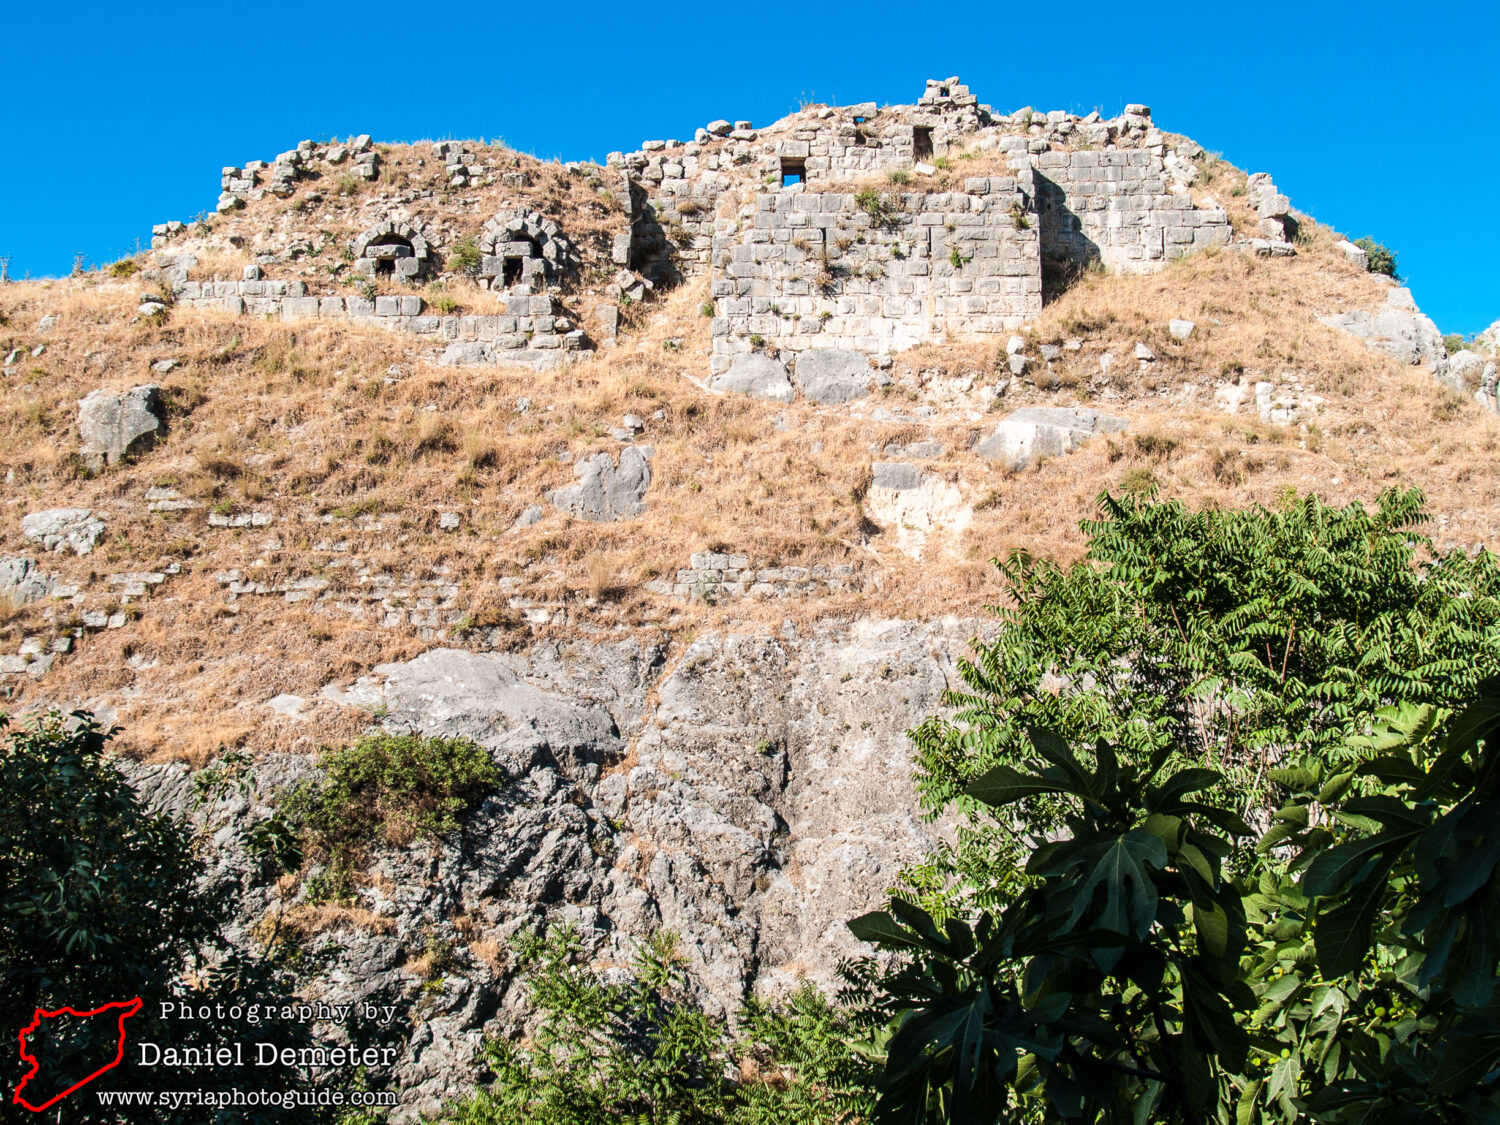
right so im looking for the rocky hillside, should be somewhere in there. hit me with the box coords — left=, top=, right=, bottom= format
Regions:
left=1, top=77, right=1496, bottom=1119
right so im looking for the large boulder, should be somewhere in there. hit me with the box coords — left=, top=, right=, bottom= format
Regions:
left=794, top=350, right=873, bottom=405
left=78, top=383, right=165, bottom=466
left=21, top=509, right=106, bottom=556
left=549, top=447, right=652, bottom=522
left=1319, top=288, right=1448, bottom=374
left=708, top=353, right=794, bottom=403
left=976, top=407, right=1129, bottom=470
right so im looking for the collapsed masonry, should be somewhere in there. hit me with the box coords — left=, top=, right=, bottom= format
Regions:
left=603, top=80, right=1232, bottom=374
left=155, top=78, right=1234, bottom=372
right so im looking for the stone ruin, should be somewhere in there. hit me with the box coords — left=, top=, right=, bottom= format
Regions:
left=477, top=210, right=580, bottom=291
left=602, top=80, right=1234, bottom=377
left=351, top=220, right=437, bottom=281
left=153, top=77, right=1258, bottom=375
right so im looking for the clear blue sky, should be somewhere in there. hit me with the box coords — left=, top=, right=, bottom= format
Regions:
left=4, top=1, right=1495, bottom=335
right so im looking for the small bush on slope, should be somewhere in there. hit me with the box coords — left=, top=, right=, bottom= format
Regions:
left=436, top=926, right=875, bottom=1124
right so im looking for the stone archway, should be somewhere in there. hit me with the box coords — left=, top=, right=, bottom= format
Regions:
left=351, top=220, right=436, bottom=281
left=476, top=210, right=578, bottom=291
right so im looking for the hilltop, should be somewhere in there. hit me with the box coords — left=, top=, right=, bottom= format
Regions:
left=1, top=76, right=1497, bottom=1119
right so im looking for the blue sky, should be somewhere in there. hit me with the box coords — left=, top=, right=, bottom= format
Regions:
left=4, top=1, right=1495, bottom=334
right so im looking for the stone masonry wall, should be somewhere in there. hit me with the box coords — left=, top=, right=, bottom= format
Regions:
left=170, top=271, right=589, bottom=370
left=1033, top=150, right=1230, bottom=273
left=708, top=175, right=1041, bottom=371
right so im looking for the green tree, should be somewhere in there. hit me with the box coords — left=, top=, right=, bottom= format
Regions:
left=848, top=489, right=1500, bottom=1122
left=0, top=712, right=390, bottom=1122
left=850, top=689, right=1500, bottom=1120
left=902, top=488, right=1500, bottom=916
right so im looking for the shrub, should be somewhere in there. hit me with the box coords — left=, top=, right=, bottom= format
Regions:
left=284, top=733, right=502, bottom=869
left=447, top=236, right=482, bottom=276
left=107, top=256, right=140, bottom=278
left=1444, top=332, right=1465, bottom=355
left=887, top=169, right=911, bottom=185
left=434, top=926, right=874, bottom=1124
left=1355, top=235, right=1398, bottom=278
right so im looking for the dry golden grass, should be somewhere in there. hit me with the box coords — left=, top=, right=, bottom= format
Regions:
left=2, top=140, right=1495, bottom=764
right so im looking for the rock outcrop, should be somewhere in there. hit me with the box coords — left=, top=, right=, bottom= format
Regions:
left=794, top=349, right=877, bottom=405
left=1320, top=287, right=1448, bottom=375
left=20, top=508, right=106, bottom=555
left=77, top=384, right=165, bottom=466
left=709, top=353, right=795, bottom=402
left=548, top=447, right=653, bottom=521
left=976, top=406, right=1129, bottom=470
left=123, top=620, right=982, bottom=1120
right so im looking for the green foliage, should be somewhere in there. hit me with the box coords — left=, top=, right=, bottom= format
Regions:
left=1443, top=333, right=1465, bottom=355
left=437, top=926, right=875, bottom=1124
left=0, top=713, right=373, bottom=1122
left=447, top=236, right=483, bottom=275
left=850, top=686, right=1500, bottom=1122
left=428, top=289, right=462, bottom=314
left=1354, top=237, right=1398, bottom=279
left=284, top=733, right=502, bottom=875
left=904, top=488, right=1500, bottom=915
left=856, top=188, right=902, bottom=227
left=107, top=256, right=140, bottom=278
left=849, top=729, right=1256, bottom=1122
left=949, top=247, right=972, bottom=269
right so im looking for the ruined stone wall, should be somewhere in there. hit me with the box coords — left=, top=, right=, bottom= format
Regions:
left=708, top=175, right=1041, bottom=372
left=1032, top=149, right=1230, bottom=273
left=170, top=269, right=588, bottom=369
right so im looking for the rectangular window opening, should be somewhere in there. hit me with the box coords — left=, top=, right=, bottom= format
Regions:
left=502, top=257, right=525, bottom=286
left=780, top=158, right=805, bottom=187
left=913, top=127, right=934, bottom=161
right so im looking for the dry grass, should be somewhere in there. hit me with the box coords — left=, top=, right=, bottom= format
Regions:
left=2, top=140, right=1496, bottom=764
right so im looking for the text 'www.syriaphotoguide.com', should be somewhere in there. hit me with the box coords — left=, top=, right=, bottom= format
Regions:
left=95, top=1089, right=398, bottom=1110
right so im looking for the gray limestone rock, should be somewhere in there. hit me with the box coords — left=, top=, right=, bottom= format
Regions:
left=794, top=349, right=873, bottom=405
left=78, top=383, right=165, bottom=465
left=976, top=406, right=1129, bottom=470
left=709, top=353, right=794, bottom=403
left=1319, top=288, right=1448, bottom=374
left=549, top=447, right=652, bottom=522
left=1336, top=240, right=1370, bottom=270
left=21, top=508, right=107, bottom=556
left=0, top=557, right=55, bottom=603
left=1168, top=319, right=1195, bottom=341
left=870, top=462, right=924, bottom=490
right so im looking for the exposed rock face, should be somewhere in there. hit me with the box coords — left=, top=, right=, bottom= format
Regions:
left=976, top=406, right=1129, bottom=469
left=865, top=463, right=970, bottom=559
left=1450, top=349, right=1500, bottom=410
left=77, top=383, right=165, bottom=466
left=794, top=349, right=874, bottom=405
left=122, top=620, right=982, bottom=1121
left=709, top=353, right=795, bottom=402
left=21, top=508, right=106, bottom=555
left=548, top=447, right=653, bottom=521
left=1319, top=287, right=1448, bottom=375
left=0, top=557, right=55, bottom=603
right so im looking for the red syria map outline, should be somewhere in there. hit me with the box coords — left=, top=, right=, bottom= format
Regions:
left=12, top=996, right=143, bottom=1112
